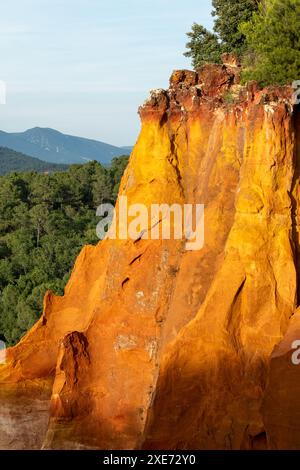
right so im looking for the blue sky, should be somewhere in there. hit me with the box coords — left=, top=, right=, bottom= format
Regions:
left=0, top=0, right=213, bottom=146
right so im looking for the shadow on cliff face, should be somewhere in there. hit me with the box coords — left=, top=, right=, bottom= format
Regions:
left=290, top=106, right=300, bottom=304
left=142, top=91, right=298, bottom=450
left=141, top=269, right=270, bottom=450
left=262, top=105, right=300, bottom=450
left=0, top=379, right=53, bottom=449
left=0, top=65, right=298, bottom=450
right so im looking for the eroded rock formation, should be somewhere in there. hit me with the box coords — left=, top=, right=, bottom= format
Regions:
left=0, top=60, right=299, bottom=449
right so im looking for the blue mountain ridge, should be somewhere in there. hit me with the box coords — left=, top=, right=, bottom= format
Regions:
left=0, top=127, right=133, bottom=165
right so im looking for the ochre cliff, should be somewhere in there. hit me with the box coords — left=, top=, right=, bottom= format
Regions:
left=0, top=61, right=299, bottom=450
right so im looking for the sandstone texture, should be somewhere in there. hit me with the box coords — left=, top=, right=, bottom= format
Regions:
left=0, top=60, right=299, bottom=449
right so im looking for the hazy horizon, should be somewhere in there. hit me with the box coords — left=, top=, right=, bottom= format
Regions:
left=0, top=0, right=213, bottom=146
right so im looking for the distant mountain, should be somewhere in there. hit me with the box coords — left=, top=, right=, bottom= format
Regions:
left=120, top=146, right=134, bottom=153
left=0, top=128, right=131, bottom=165
left=0, top=147, right=68, bottom=175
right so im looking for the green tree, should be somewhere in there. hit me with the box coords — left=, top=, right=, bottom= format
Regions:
left=213, top=0, right=260, bottom=53
left=0, top=156, right=129, bottom=345
left=184, top=0, right=259, bottom=68
left=29, top=204, right=49, bottom=247
left=241, top=0, right=300, bottom=86
left=184, top=24, right=223, bottom=69
left=92, top=165, right=113, bottom=206
left=110, top=155, right=129, bottom=200
left=0, top=285, right=22, bottom=344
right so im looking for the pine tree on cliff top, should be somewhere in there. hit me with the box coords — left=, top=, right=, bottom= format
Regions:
left=240, top=0, right=300, bottom=86
left=184, top=0, right=259, bottom=68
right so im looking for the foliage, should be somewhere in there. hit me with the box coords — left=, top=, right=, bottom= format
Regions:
left=223, top=90, right=236, bottom=104
left=240, top=0, right=300, bottom=86
left=184, top=23, right=223, bottom=69
left=212, top=0, right=260, bottom=54
left=184, top=0, right=259, bottom=68
left=0, top=156, right=129, bottom=345
left=0, top=147, right=68, bottom=175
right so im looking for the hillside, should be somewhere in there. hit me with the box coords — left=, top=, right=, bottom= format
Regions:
left=0, top=147, right=68, bottom=175
left=0, top=128, right=132, bottom=165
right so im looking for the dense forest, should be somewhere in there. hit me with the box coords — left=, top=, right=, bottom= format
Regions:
left=185, top=0, right=300, bottom=86
left=0, top=156, right=129, bottom=345
left=0, top=147, right=68, bottom=175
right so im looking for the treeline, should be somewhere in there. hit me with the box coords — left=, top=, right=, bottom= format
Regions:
left=0, top=156, right=129, bottom=345
left=0, top=147, right=68, bottom=175
left=185, top=0, right=300, bottom=86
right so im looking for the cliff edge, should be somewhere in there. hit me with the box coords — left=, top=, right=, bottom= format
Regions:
left=0, top=60, right=299, bottom=450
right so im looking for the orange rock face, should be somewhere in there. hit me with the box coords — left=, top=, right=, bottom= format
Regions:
left=0, top=63, right=299, bottom=450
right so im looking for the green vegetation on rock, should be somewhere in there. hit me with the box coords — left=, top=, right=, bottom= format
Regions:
left=185, top=0, right=300, bottom=87
left=240, top=0, right=300, bottom=86
left=184, top=0, right=259, bottom=68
